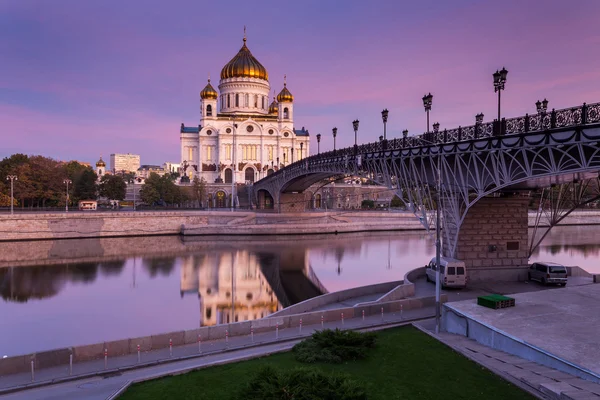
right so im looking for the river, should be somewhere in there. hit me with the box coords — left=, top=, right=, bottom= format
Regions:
left=0, top=225, right=598, bottom=356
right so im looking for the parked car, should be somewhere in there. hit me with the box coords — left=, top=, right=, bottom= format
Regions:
left=528, top=262, right=568, bottom=286
left=425, top=257, right=468, bottom=288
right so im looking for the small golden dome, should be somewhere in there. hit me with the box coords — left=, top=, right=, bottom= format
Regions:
left=268, top=96, right=278, bottom=114
left=220, top=37, right=268, bottom=81
left=200, top=79, right=218, bottom=99
left=277, top=78, right=293, bottom=103
left=96, top=157, right=106, bottom=167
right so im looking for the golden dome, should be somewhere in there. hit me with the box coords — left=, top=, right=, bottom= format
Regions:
left=96, top=157, right=105, bottom=167
left=268, top=96, right=278, bottom=114
left=200, top=79, right=218, bottom=99
left=220, top=37, right=268, bottom=81
left=277, top=79, right=293, bottom=102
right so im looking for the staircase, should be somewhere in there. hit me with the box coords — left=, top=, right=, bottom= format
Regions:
left=236, top=184, right=255, bottom=209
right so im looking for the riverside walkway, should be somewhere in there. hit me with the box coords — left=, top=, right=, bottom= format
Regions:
left=0, top=305, right=434, bottom=400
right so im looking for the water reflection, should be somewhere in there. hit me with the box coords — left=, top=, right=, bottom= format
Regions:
left=2, top=226, right=598, bottom=355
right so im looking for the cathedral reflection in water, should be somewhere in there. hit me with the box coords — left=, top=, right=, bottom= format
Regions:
left=179, top=251, right=279, bottom=326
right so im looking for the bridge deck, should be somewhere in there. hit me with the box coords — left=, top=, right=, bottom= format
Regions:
left=445, top=283, right=600, bottom=380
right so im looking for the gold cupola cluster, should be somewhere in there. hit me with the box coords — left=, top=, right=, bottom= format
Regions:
left=268, top=95, right=278, bottom=114
left=200, top=79, right=218, bottom=99
left=96, top=157, right=105, bottom=167
left=277, top=77, right=294, bottom=103
left=220, top=37, right=269, bottom=81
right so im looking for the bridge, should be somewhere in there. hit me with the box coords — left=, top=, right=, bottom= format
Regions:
left=253, top=102, right=600, bottom=280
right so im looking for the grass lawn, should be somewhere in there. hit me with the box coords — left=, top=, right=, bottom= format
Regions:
left=120, top=326, right=534, bottom=400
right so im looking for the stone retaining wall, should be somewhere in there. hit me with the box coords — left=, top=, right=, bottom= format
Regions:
left=0, top=211, right=424, bottom=242
left=0, top=294, right=444, bottom=375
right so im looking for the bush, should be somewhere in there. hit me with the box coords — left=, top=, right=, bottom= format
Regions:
left=361, top=200, right=375, bottom=209
left=293, top=329, right=377, bottom=364
left=234, top=365, right=367, bottom=400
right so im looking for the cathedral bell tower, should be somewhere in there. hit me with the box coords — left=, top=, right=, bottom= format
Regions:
left=200, top=78, right=218, bottom=125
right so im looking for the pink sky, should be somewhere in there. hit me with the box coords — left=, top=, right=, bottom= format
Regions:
left=1, top=0, right=600, bottom=165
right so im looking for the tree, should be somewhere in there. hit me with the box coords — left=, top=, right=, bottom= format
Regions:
left=139, top=183, right=160, bottom=206
left=191, top=176, right=207, bottom=207
left=99, top=174, right=126, bottom=201
left=140, top=172, right=186, bottom=207
left=73, top=168, right=98, bottom=201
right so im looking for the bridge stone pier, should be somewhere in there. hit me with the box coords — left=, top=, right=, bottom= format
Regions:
left=446, top=197, right=529, bottom=282
left=279, top=192, right=306, bottom=212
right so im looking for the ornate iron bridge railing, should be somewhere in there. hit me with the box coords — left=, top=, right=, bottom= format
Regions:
left=254, top=101, right=600, bottom=258
left=294, top=102, right=600, bottom=163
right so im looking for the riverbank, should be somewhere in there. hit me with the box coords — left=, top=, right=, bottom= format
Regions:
left=0, top=211, right=424, bottom=242
left=2, top=209, right=600, bottom=242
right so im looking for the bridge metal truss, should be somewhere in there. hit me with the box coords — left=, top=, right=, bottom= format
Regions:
left=253, top=102, right=600, bottom=257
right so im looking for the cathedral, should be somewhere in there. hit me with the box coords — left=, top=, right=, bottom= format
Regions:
left=179, top=33, right=310, bottom=193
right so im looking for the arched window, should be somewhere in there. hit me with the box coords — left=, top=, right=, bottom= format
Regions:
left=227, top=94, right=230, bottom=108
left=283, top=107, right=289, bottom=119
left=261, top=96, right=265, bottom=109
left=245, top=94, right=249, bottom=107
left=254, top=95, right=258, bottom=108
left=245, top=168, right=255, bottom=183
left=315, top=194, right=322, bottom=208
left=267, top=168, right=274, bottom=176
left=221, top=95, right=224, bottom=109
left=224, top=169, right=233, bottom=184
left=235, top=93, right=239, bottom=107
left=206, top=104, right=212, bottom=116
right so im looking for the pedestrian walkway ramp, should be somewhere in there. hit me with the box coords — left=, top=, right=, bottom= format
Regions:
left=442, top=283, right=600, bottom=384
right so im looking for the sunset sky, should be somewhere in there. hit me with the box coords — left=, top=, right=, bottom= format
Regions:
left=2, top=0, right=600, bottom=165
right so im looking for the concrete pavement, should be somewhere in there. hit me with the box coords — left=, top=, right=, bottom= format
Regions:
left=0, top=305, right=436, bottom=400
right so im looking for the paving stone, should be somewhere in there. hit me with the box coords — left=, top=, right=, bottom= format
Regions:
left=520, top=362, right=556, bottom=374
left=567, top=382, right=600, bottom=396
left=540, top=382, right=580, bottom=399
left=539, top=370, right=578, bottom=381
left=520, top=374, right=557, bottom=390
left=560, top=389, right=600, bottom=400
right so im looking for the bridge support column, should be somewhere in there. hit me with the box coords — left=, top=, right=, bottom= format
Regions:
left=279, top=193, right=307, bottom=213
left=449, top=197, right=529, bottom=282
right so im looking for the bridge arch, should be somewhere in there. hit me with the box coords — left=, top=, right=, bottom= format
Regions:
left=257, top=188, right=275, bottom=210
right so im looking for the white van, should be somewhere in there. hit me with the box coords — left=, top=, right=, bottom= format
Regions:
left=425, top=257, right=468, bottom=288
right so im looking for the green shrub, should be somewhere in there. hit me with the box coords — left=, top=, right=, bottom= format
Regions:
left=361, top=199, right=375, bottom=209
left=293, top=329, right=377, bottom=364
left=233, top=365, right=367, bottom=400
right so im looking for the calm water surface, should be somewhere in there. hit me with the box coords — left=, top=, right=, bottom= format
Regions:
left=0, top=226, right=598, bottom=356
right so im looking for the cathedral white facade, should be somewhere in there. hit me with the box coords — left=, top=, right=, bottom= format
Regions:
left=180, top=34, right=310, bottom=190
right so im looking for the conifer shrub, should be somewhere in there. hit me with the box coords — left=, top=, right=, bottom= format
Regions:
left=233, top=366, right=367, bottom=400
left=292, top=329, right=377, bottom=364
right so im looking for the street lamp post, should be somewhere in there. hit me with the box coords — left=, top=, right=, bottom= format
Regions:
left=316, top=134, right=321, bottom=155
left=332, top=127, right=337, bottom=153
left=300, top=142, right=304, bottom=160
left=381, top=109, right=388, bottom=140
left=63, top=179, right=72, bottom=212
left=6, top=175, right=17, bottom=214
left=493, top=67, right=508, bottom=122
left=434, top=150, right=442, bottom=334
left=422, top=93, right=433, bottom=133
left=352, top=119, right=359, bottom=147
left=231, top=121, right=237, bottom=212
left=415, top=134, right=443, bottom=333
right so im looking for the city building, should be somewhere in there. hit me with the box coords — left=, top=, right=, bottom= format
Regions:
left=163, top=162, right=180, bottom=175
left=110, top=153, right=141, bottom=174
left=179, top=32, right=310, bottom=189
left=137, top=165, right=165, bottom=179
